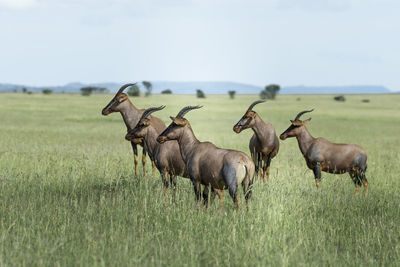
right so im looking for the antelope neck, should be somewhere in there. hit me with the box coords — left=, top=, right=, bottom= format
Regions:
left=251, top=115, right=268, bottom=144
left=143, top=127, right=160, bottom=158
left=119, top=100, right=140, bottom=131
left=176, top=125, right=200, bottom=163
left=295, top=126, right=315, bottom=155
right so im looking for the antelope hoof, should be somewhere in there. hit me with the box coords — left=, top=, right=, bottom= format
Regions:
left=315, top=179, right=321, bottom=189
left=355, top=186, right=361, bottom=196
left=363, top=189, right=368, bottom=196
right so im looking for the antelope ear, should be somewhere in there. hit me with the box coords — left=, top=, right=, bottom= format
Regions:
left=142, top=119, right=150, bottom=126
left=291, top=120, right=303, bottom=126
left=118, top=95, right=128, bottom=103
left=171, top=117, right=186, bottom=126
left=303, top=118, right=312, bottom=124
left=246, top=110, right=256, bottom=118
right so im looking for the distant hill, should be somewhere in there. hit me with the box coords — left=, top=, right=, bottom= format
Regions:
left=0, top=82, right=123, bottom=93
left=150, top=81, right=263, bottom=94
left=0, top=81, right=392, bottom=94
left=282, top=85, right=390, bottom=94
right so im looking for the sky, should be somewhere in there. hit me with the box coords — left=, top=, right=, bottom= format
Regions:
left=0, top=0, right=399, bottom=91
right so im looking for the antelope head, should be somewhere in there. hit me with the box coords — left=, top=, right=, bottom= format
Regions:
left=157, top=105, right=202, bottom=144
left=101, top=83, right=135, bottom=115
left=280, top=109, right=314, bottom=140
left=233, top=100, right=265, bottom=133
left=125, top=106, right=166, bottom=144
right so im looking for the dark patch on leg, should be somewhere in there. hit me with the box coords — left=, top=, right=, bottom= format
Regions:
left=263, top=154, right=272, bottom=181
left=131, top=142, right=139, bottom=177
left=222, top=164, right=238, bottom=202
left=160, top=171, right=169, bottom=201
left=210, top=187, right=216, bottom=205
left=202, top=185, right=210, bottom=206
left=169, top=174, right=177, bottom=189
left=190, top=178, right=201, bottom=202
left=313, top=162, right=321, bottom=188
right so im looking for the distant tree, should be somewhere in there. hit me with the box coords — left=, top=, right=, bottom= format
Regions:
left=142, top=81, right=152, bottom=97
left=42, top=89, right=52, bottom=94
left=259, top=90, right=269, bottom=100
left=22, top=87, right=27, bottom=93
left=161, top=89, right=172, bottom=94
left=260, top=84, right=280, bottom=100
left=127, top=84, right=140, bottom=97
left=267, top=84, right=280, bottom=99
left=334, top=95, right=346, bottom=102
left=80, top=87, right=93, bottom=96
left=228, top=90, right=236, bottom=99
left=196, top=89, right=206, bottom=98
left=27, top=91, right=33, bottom=95
left=80, top=86, right=108, bottom=95
left=93, top=87, right=108, bottom=94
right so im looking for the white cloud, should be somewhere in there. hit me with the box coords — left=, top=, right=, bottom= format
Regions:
left=0, top=0, right=39, bottom=8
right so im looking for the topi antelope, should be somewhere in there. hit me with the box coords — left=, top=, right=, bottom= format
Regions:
left=101, top=83, right=165, bottom=177
left=124, top=106, right=191, bottom=199
left=157, top=106, right=255, bottom=210
left=280, top=109, right=368, bottom=194
left=126, top=106, right=215, bottom=205
left=233, top=100, right=279, bottom=182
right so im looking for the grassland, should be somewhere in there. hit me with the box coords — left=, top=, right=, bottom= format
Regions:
left=0, top=93, right=399, bottom=266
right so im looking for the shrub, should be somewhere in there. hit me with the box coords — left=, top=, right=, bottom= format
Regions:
left=127, top=84, right=140, bottom=97
left=334, top=95, right=346, bottom=102
left=260, top=84, right=280, bottom=100
left=161, top=89, right=172, bottom=94
left=80, top=87, right=93, bottom=96
left=196, top=89, right=206, bottom=98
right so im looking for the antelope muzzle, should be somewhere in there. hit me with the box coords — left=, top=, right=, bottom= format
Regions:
left=157, top=135, right=168, bottom=144
left=125, top=133, right=142, bottom=144
left=233, top=124, right=242, bottom=133
left=101, top=108, right=111, bottom=116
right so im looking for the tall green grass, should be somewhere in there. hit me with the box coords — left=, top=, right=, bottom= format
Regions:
left=0, top=93, right=399, bottom=266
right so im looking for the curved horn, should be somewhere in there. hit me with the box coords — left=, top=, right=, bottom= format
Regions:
left=140, top=105, right=165, bottom=120
left=176, top=105, right=203, bottom=118
left=248, top=100, right=266, bottom=111
left=294, top=109, right=314, bottom=121
left=117, top=83, right=136, bottom=95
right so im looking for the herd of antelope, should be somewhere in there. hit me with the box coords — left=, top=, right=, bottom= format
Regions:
left=102, top=83, right=369, bottom=209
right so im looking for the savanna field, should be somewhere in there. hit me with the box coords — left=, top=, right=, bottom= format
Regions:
left=0, top=93, right=399, bottom=266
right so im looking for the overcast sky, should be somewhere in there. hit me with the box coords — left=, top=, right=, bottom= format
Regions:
left=0, top=0, right=399, bottom=90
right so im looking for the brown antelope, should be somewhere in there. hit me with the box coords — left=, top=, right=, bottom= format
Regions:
left=280, top=109, right=368, bottom=194
left=125, top=106, right=215, bottom=204
left=101, top=83, right=165, bottom=177
left=157, top=106, right=255, bottom=210
left=233, top=100, right=279, bottom=182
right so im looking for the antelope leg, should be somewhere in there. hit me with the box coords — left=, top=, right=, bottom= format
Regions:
left=130, top=142, right=139, bottom=177
left=313, top=163, right=321, bottom=189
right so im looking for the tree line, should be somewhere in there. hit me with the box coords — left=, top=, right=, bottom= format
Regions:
left=12, top=82, right=282, bottom=100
